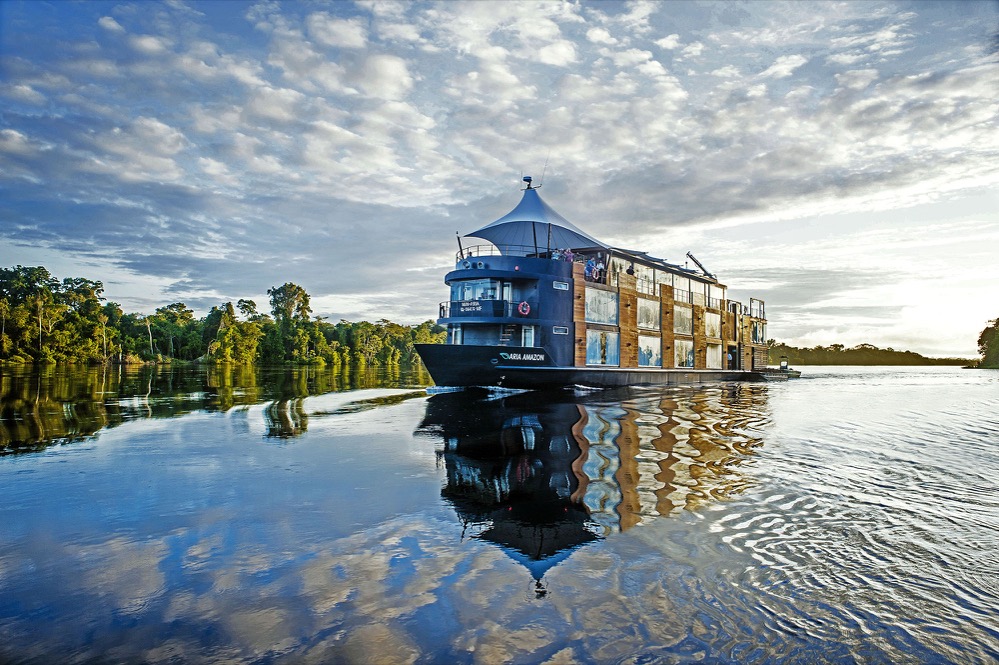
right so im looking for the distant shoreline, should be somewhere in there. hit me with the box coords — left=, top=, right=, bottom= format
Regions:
left=768, top=342, right=971, bottom=367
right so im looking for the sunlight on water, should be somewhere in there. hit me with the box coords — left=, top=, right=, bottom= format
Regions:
left=1, top=365, right=997, bottom=663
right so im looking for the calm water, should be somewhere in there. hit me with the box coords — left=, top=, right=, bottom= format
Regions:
left=1, top=365, right=997, bottom=664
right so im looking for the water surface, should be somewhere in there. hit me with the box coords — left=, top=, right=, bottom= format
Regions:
left=1, top=365, right=997, bottom=663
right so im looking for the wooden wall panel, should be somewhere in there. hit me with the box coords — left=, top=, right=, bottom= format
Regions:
left=692, top=304, right=707, bottom=369
left=618, top=273, right=638, bottom=367
left=661, top=286, right=675, bottom=368
left=573, top=263, right=587, bottom=366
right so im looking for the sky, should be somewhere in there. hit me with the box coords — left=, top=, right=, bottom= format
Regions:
left=1, top=0, right=997, bottom=358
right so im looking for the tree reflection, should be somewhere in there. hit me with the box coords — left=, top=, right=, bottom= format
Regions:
left=0, top=364, right=433, bottom=453
left=418, top=384, right=769, bottom=584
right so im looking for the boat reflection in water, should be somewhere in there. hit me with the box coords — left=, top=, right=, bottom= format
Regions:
left=417, top=384, right=768, bottom=591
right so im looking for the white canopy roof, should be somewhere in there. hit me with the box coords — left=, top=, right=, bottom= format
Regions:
left=466, top=186, right=606, bottom=256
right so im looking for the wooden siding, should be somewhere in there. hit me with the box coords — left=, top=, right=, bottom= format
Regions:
left=618, top=273, right=638, bottom=367
left=573, top=262, right=587, bottom=366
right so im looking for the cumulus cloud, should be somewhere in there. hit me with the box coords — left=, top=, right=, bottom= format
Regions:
left=835, top=68, right=879, bottom=90
left=244, top=85, right=305, bottom=123
left=656, top=34, right=681, bottom=50
left=0, top=128, right=36, bottom=156
left=537, top=41, right=577, bottom=66
left=587, top=27, right=617, bottom=45
left=98, top=16, right=125, bottom=33
left=354, top=54, right=413, bottom=99
left=129, top=34, right=171, bottom=55
left=760, top=54, right=808, bottom=78
left=307, top=12, right=367, bottom=49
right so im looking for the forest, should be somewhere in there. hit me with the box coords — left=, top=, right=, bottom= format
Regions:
left=767, top=341, right=970, bottom=366
left=0, top=265, right=445, bottom=366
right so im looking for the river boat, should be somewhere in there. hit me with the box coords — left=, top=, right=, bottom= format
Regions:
left=761, top=356, right=802, bottom=380
left=415, top=177, right=772, bottom=389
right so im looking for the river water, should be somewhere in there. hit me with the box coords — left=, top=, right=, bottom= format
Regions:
left=0, top=365, right=996, bottom=664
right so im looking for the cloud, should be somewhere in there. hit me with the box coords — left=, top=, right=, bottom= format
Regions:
left=537, top=41, right=578, bottom=66
left=656, top=34, right=681, bottom=50
left=760, top=54, right=808, bottom=78
left=353, top=54, right=413, bottom=99
left=587, top=27, right=618, bottom=45
left=129, top=34, right=171, bottom=55
left=834, top=68, right=879, bottom=90
left=98, top=16, right=125, bottom=33
left=244, top=85, right=305, bottom=123
left=306, top=12, right=368, bottom=49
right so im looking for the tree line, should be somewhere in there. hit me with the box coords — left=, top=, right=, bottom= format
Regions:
left=975, top=317, right=999, bottom=368
left=0, top=265, right=445, bottom=366
left=767, top=341, right=969, bottom=366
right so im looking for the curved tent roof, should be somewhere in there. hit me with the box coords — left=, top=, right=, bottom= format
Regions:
left=466, top=186, right=607, bottom=256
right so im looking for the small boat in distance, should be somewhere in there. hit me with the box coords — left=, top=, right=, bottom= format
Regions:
left=762, top=356, right=802, bottom=380
left=415, top=177, right=773, bottom=389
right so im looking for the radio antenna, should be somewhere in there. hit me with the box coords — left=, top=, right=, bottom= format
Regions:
left=539, top=150, right=550, bottom=186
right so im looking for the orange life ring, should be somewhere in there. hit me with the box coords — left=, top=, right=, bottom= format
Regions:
left=518, top=301, right=531, bottom=316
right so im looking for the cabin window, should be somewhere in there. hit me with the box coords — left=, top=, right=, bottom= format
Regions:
left=585, top=287, right=619, bottom=325
left=586, top=330, right=620, bottom=366
left=675, top=339, right=694, bottom=368
left=673, top=305, right=693, bottom=335
left=705, top=312, right=721, bottom=339
left=522, top=326, right=535, bottom=347
left=706, top=343, right=723, bottom=369
left=638, top=335, right=662, bottom=367
left=553, top=281, right=569, bottom=291
left=637, top=298, right=660, bottom=330
left=553, top=326, right=569, bottom=335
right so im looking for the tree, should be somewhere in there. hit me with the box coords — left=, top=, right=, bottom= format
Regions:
left=978, top=318, right=999, bottom=368
left=237, top=298, right=259, bottom=320
left=267, top=283, right=311, bottom=322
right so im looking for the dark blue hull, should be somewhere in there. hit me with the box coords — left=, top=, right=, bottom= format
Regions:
left=415, top=344, right=762, bottom=389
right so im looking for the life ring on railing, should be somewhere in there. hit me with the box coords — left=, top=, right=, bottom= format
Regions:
left=517, top=301, right=531, bottom=316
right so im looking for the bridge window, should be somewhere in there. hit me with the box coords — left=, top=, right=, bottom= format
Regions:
left=451, top=279, right=506, bottom=301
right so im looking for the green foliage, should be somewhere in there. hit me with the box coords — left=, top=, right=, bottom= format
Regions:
left=976, top=318, right=999, bottom=368
left=0, top=265, right=446, bottom=367
left=768, top=341, right=969, bottom=366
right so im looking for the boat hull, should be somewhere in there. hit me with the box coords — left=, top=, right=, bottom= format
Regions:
left=416, top=344, right=765, bottom=389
